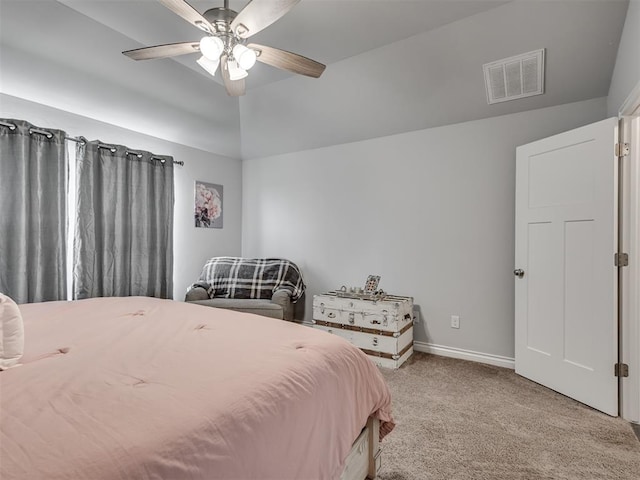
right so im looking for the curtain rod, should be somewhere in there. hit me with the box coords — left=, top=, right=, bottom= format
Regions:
left=0, top=121, right=184, bottom=166
left=123, top=148, right=185, bottom=166
left=96, top=143, right=185, bottom=166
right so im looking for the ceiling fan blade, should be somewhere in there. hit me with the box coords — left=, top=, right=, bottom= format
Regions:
left=231, top=0, right=300, bottom=39
left=123, top=41, right=199, bottom=61
left=248, top=43, right=325, bottom=78
left=220, top=55, right=246, bottom=97
left=158, top=0, right=214, bottom=33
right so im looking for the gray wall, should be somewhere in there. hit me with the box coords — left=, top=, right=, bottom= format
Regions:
left=0, top=94, right=243, bottom=300
left=242, top=97, right=607, bottom=359
left=608, top=0, right=640, bottom=115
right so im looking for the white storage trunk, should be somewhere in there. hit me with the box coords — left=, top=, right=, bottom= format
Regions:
left=312, top=292, right=414, bottom=369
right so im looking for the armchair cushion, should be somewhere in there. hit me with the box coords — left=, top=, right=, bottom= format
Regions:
left=189, top=299, right=284, bottom=320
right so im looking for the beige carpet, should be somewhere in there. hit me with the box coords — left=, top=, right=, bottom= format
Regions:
left=377, top=353, right=640, bottom=480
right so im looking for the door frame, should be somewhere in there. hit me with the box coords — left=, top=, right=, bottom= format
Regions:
left=619, top=79, right=640, bottom=424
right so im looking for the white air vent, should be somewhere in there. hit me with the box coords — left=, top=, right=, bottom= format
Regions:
left=483, top=49, right=545, bottom=104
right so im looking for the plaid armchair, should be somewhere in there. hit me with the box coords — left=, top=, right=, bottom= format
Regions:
left=185, top=257, right=305, bottom=321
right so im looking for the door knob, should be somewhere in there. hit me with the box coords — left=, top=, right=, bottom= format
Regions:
left=514, top=269, right=525, bottom=278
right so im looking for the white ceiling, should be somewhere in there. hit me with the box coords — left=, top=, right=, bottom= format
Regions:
left=55, top=0, right=510, bottom=89
left=0, top=0, right=631, bottom=159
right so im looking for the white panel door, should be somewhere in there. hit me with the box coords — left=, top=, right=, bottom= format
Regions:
left=515, top=118, right=618, bottom=416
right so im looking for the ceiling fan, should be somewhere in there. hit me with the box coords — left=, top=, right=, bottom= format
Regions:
left=123, top=0, right=326, bottom=96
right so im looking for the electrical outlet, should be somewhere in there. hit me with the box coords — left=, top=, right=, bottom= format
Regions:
left=451, top=315, right=460, bottom=329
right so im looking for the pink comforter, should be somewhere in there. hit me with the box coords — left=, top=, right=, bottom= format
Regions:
left=0, top=297, right=394, bottom=480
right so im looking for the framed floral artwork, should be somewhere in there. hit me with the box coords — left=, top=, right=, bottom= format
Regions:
left=194, top=181, right=223, bottom=229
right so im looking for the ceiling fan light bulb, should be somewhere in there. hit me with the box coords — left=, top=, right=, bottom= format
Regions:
left=228, top=61, right=248, bottom=81
left=197, top=56, right=220, bottom=77
left=199, top=36, right=224, bottom=61
left=233, top=44, right=257, bottom=70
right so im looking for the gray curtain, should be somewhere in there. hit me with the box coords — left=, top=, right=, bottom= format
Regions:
left=0, top=119, right=67, bottom=304
left=74, top=140, right=174, bottom=299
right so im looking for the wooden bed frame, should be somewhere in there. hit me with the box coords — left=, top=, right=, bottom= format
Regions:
left=340, top=417, right=382, bottom=480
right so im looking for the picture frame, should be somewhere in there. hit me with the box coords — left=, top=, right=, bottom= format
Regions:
left=194, top=181, right=223, bottom=229
left=364, top=275, right=381, bottom=293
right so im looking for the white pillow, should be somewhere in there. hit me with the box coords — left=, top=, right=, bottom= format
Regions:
left=0, top=293, right=24, bottom=370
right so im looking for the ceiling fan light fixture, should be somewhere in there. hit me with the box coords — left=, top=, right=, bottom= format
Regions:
left=197, top=55, right=220, bottom=77
left=124, top=0, right=327, bottom=97
left=232, top=44, right=257, bottom=70
left=199, top=36, right=224, bottom=61
left=228, top=60, right=248, bottom=80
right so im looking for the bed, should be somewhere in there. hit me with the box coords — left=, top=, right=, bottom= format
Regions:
left=0, top=296, right=394, bottom=480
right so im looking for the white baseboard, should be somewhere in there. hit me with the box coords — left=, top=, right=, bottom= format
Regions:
left=413, top=341, right=515, bottom=370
